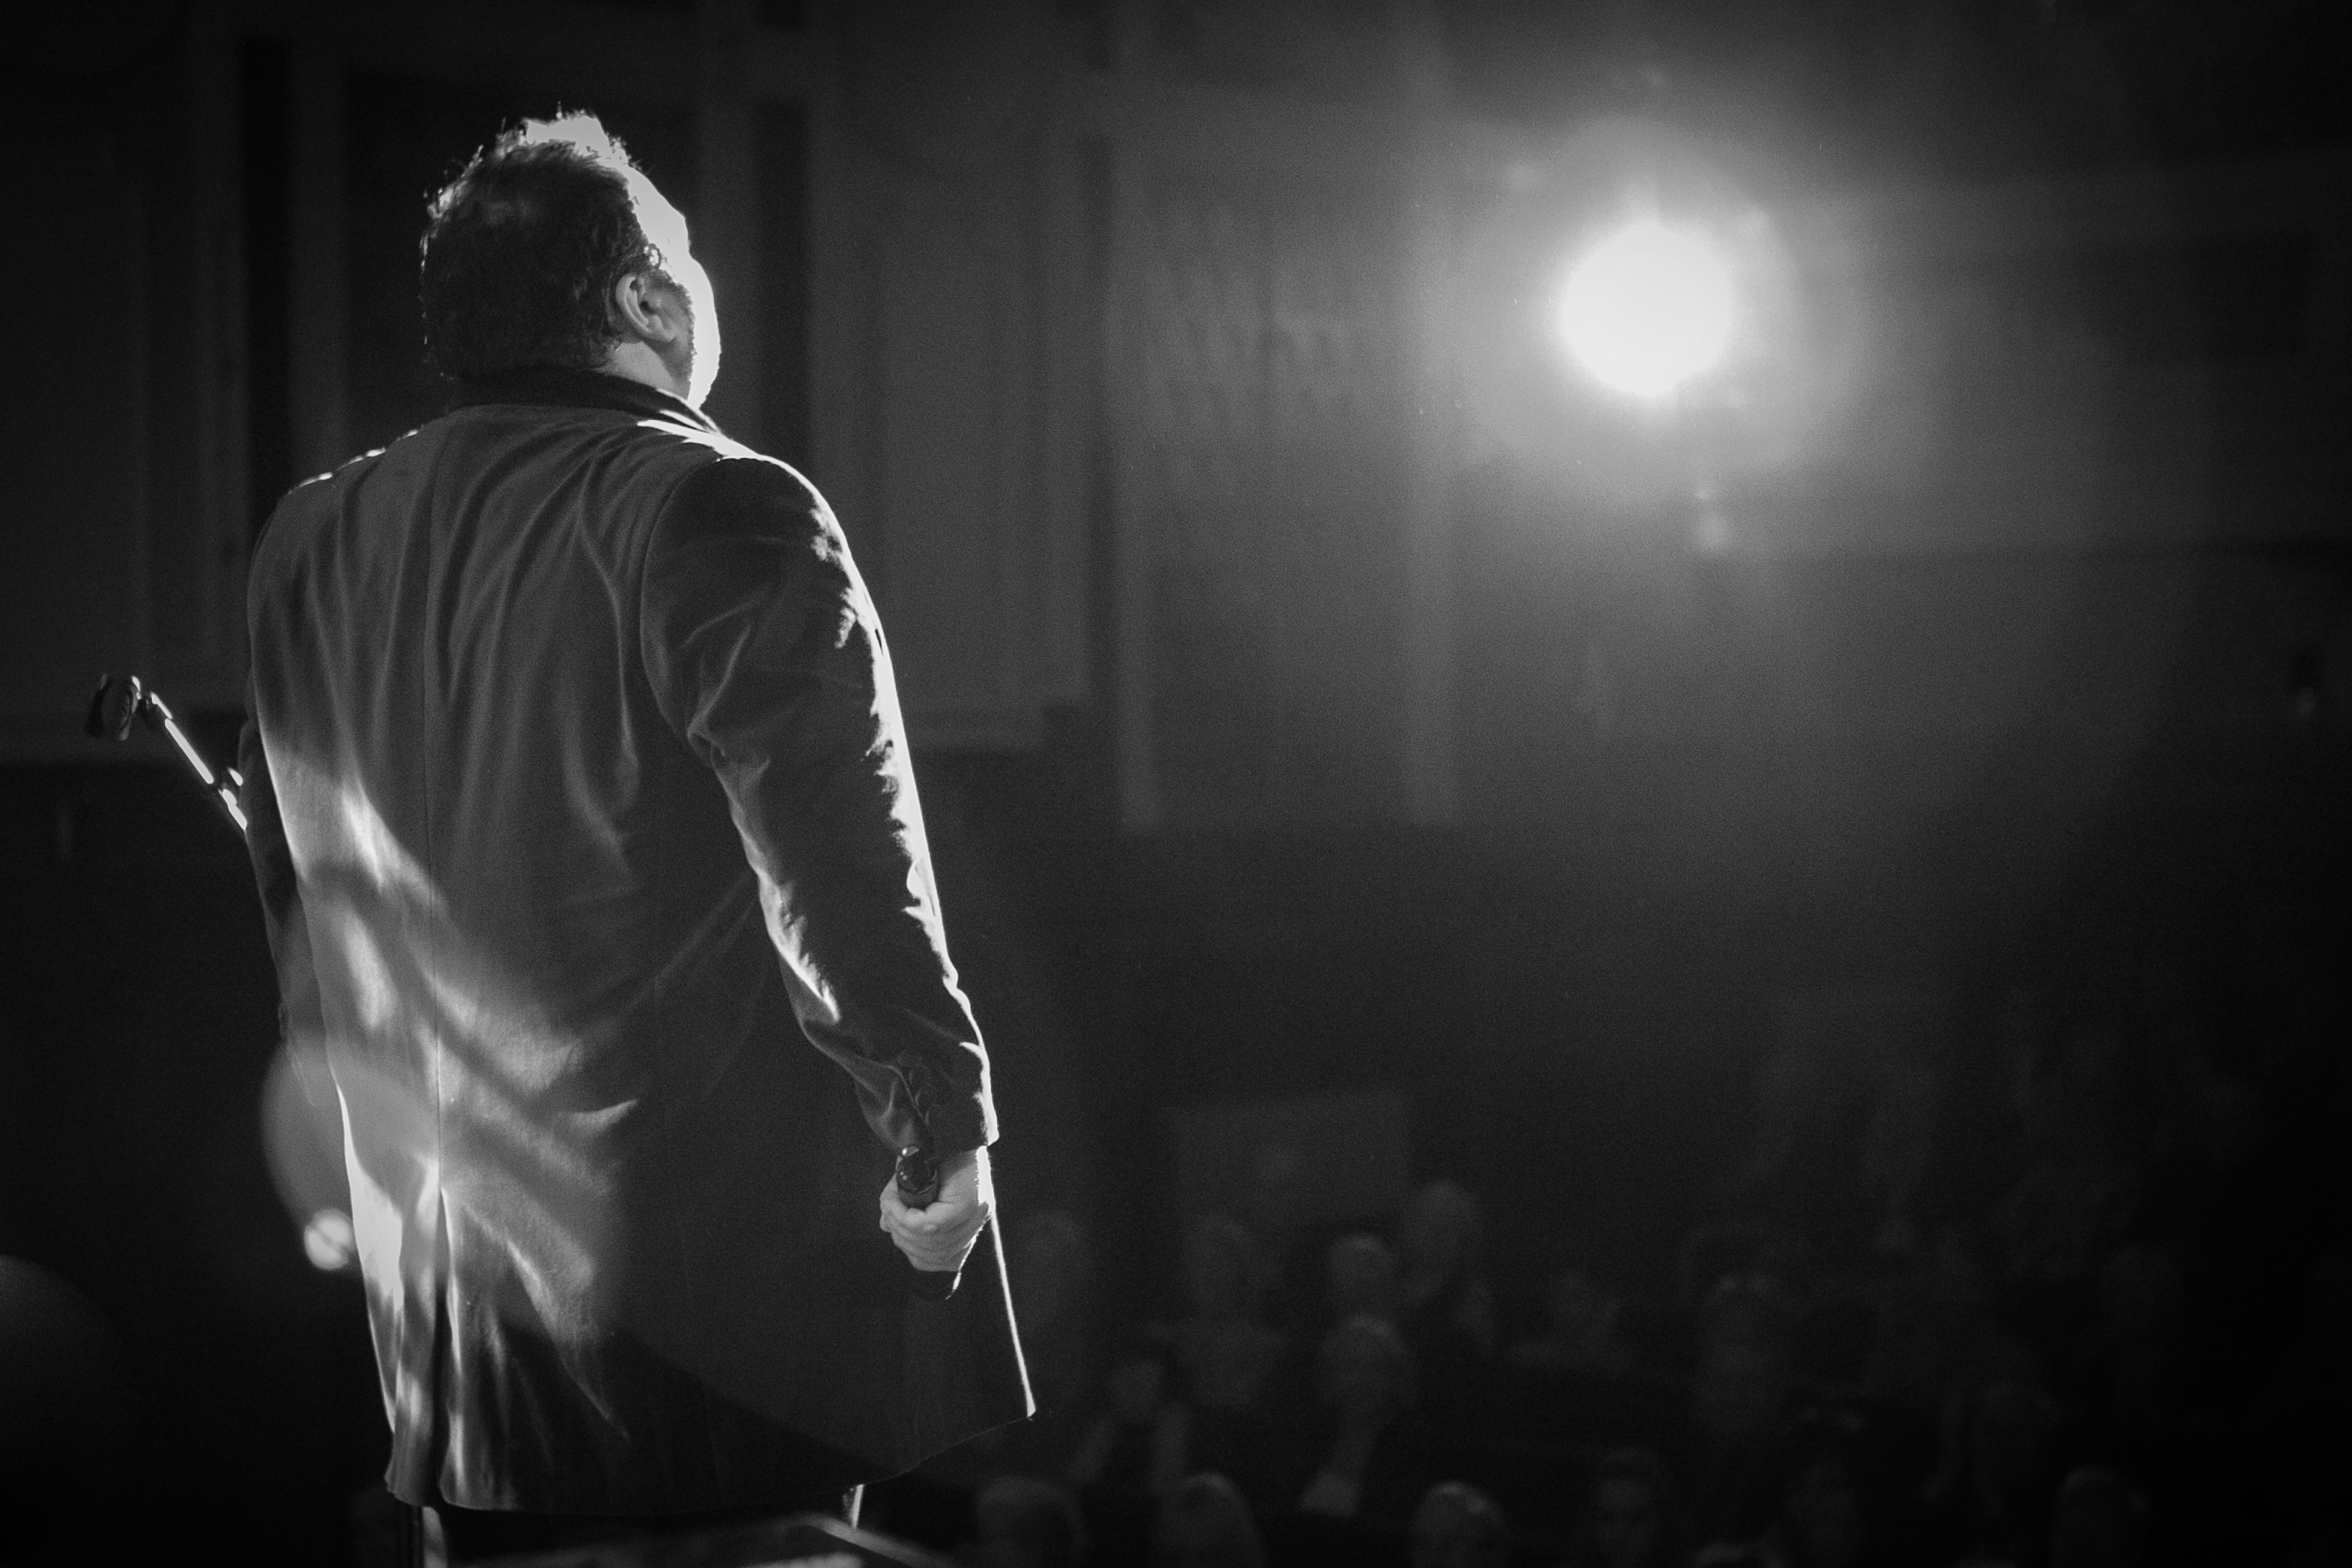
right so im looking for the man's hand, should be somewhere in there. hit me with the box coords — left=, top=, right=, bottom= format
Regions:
left=878, top=1145, right=993, bottom=1275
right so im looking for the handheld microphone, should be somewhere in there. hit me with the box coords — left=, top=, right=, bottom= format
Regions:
left=893, top=1146, right=961, bottom=1301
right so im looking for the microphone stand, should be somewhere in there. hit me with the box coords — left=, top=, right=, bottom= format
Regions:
left=84, top=674, right=248, bottom=835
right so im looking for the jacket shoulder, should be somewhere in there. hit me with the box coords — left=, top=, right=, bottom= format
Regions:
left=651, top=446, right=838, bottom=552
left=250, top=437, right=402, bottom=582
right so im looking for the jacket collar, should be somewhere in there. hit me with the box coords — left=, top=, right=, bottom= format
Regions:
left=447, top=366, right=718, bottom=433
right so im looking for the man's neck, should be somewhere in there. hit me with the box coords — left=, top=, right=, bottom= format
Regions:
left=599, top=342, right=688, bottom=403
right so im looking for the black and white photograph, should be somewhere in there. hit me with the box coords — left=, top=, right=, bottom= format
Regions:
left=2, top=2, right=2347, bottom=1564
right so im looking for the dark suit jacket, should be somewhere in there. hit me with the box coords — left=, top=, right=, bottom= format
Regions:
left=238, top=368, right=1030, bottom=1512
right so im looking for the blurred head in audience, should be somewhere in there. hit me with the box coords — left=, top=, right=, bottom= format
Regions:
left=1680, top=1218, right=1808, bottom=1307
left=1570, top=1448, right=1683, bottom=1568
left=1696, top=1273, right=1799, bottom=1444
left=1174, top=1213, right=1288, bottom=1413
left=1318, top=1313, right=1418, bottom=1424
left=973, top=1475, right=1090, bottom=1568
left=1970, top=1378, right=2060, bottom=1516
left=1410, top=1480, right=1511, bottom=1568
left=1512, top=1258, right=1635, bottom=1374
left=1105, top=1332, right=1180, bottom=1426
left=1865, top=1237, right=1994, bottom=1407
left=1698, top=1338, right=1791, bottom=1447
left=2047, top=1466, right=2147, bottom=1568
left=1398, top=1180, right=1486, bottom=1289
left=1183, top=1213, right=1267, bottom=1321
left=1782, top=1455, right=1867, bottom=1568
left=1702, top=1270, right=1800, bottom=1346
left=1151, top=1472, right=1266, bottom=1568
left=1241, top=1143, right=1306, bottom=1255
left=1326, top=1232, right=1402, bottom=1323
left=1776, top=1416, right=1876, bottom=1568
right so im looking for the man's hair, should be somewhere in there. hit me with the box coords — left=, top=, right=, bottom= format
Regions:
left=419, top=112, right=663, bottom=381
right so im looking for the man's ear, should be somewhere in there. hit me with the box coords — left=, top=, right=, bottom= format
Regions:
left=609, top=271, right=680, bottom=347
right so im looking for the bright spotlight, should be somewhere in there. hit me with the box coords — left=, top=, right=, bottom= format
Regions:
left=1553, top=220, right=1732, bottom=399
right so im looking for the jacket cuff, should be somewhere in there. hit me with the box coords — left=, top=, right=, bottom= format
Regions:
left=902, top=1058, right=995, bottom=1154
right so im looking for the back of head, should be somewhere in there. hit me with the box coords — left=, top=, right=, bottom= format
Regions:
left=1152, top=1472, right=1266, bottom=1568
left=1971, top=1377, right=2061, bottom=1506
left=1412, top=1480, right=1512, bottom=1568
left=1572, top=1447, right=1684, bottom=1568
left=1398, top=1180, right=1485, bottom=1281
left=1700, top=1269, right=1800, bottom=1353
left=2049, top=1466, right=2148, bottom=1568
left=1104, top=1326, right=1179, bottom=1420
left=1327, top=1231, right=1401, bottom=1321
left=1318, top=1312, right=1419, bottom=1415
left=419, top=112, right=660, bottom=382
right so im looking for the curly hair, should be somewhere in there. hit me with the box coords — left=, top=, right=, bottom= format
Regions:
left=419, top=112, right=664, bottom=381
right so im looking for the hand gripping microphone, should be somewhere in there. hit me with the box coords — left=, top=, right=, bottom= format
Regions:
left=893, top=1146, right=961, bottom=1301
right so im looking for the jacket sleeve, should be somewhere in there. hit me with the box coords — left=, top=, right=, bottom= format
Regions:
left=637, top=454, right=995, bottom=1155
left=238, top=694, right=329, bottom=1078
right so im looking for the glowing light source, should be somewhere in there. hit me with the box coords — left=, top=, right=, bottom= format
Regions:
left=1553, top=220, right=1733, bottom=399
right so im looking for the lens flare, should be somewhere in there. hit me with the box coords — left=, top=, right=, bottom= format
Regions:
left=1553, top=221, right=1733, bottom=399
